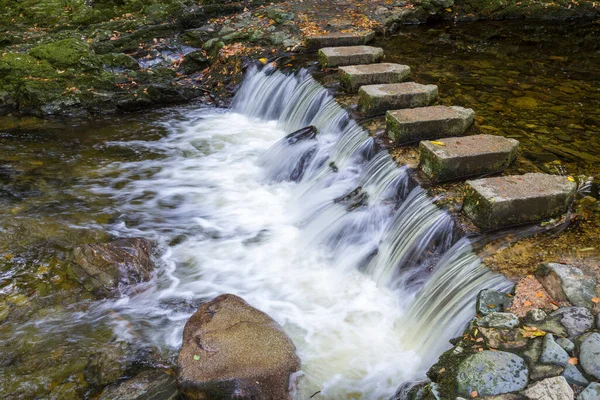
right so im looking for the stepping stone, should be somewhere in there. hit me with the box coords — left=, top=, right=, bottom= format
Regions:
left=306, top=31, right=375, bottom=51
left=386, top=105, right=475, bottom=145
left=358, top=82, right=438, bottom=116
left=463, top=173, right=577, bottom=231
left=339, top=63, right=410, bottom=92
left=419, top=134, right=519, bottom=182
left=318, top=46, right=383, bottom=68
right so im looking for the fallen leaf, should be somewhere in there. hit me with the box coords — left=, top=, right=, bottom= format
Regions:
left=568, top=357, right=578, bottom=365
left=592, top=297, right=600, bottom=304
left=430, top=140, right=445, bottom=146
left=193, top=355, right=200, bottom=361
left=535, top=292, right=543, bottom=298
left=471, top=390, right=478, bottom=398
left=524, top=300, right=532, bottom=307
left=567, top=176, right=575, bottom=182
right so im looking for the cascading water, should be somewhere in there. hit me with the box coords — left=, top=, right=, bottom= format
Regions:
left=88, top=65, right=510, bottom=399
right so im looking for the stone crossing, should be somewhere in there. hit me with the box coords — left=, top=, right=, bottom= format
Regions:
left=358, top=82, right=438, bottom=116
left=306, top=30, right=577, bottom=231
left=339, top=63, right=411, bottom=92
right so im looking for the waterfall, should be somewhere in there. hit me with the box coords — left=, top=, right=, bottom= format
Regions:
left=90, top=65, right=511, bottom=399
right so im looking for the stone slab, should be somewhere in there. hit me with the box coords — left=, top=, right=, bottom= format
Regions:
left=463, top=173, right=577, bottom=231
left=339, top=63, right=411, bottom=92
left=419, top=134, right=519, bottom=182
left=306, top=31, right=375, bottom=50
left=386, top=105, right=475, bottom=145
left=318, top=46, right=384, bottom=68
left=358, top=82, right=438, bottom=116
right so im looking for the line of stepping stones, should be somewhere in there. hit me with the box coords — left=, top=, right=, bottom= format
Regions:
left=306, top=31, right=577, bottom=232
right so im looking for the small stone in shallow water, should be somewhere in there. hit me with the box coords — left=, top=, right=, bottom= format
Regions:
left=540, top=334, right=570, bottom=367
left=522, top=376, right=574, bottom=400
left=456, top=351, right=528, bottom=396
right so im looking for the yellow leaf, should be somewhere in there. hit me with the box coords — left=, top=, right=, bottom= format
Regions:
left=567, top=176, right=575, bottom=182
left=258, top=57, right=268, bottom=64
left=430, top=140, right=445, bottom=146
left=592, top=297, right=600, bottom=303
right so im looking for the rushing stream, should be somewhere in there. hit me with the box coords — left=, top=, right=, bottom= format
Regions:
left=77, top=66, right=508, bottom=398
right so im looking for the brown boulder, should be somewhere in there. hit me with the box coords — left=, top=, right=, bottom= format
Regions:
left=177, top=294, right=300, bottom=400
left=70, top=237, right=154, bottom=297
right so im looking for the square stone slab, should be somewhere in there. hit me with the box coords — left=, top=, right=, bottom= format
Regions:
left=419, top=134, right=519, bottom=182
left=386, top=105, right=475, bottom=145
left=463, top=173, right=577, bottom=231
left=358, top=82, right=438, bottom=116
left=339, top=63, right=411, bottom=92
left=318, top=46, right=384, bottom=68
left=306, top=31, right=375, bottom=50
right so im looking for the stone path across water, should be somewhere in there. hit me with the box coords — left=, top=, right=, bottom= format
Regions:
left=307, top=29, right=577, bottom=232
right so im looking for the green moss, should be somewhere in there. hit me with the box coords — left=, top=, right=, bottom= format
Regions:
left=29, top=38, right=100, bottom=70
left=99, top=53, right=140, bottom=70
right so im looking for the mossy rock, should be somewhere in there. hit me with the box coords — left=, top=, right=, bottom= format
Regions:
left=29, top=38, right=101, bottom=70
left=99, top=53, right=140, bottom=70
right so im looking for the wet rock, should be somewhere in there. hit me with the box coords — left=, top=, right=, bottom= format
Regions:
left=306, top=31, right=375, bottom=50
left=267, top=8, right=294, bottom=24
left=99, top=369, right=178, bottom=400
left=579, top=333, right=600, bottom=380
left=562, top=364, right=589, bottom=386
left=49, top=382, right=80, bottom=400
left=540, top=334, right=569, bottom=367
left=549, top=307, right=594, bottom=338
left=339, top=63, right=410, bottom=92
left=477, top=289, right=513, bottom=316
left=358, top=82, right=438, bottom=116
left=578, top=383, right=600, bottom=400
left=530, top=364, right=564, bottom=381
left=285, top=125, right=317, bottom=144
left=84, top=342, right=129, bottom=387
left=526, top=309, right=548, bottom=324
left=456, top=351, right=528, bottom=396
left=70, top=237, right=155, bottom=297
left=180, top=50, right=209, bottom=74
left=463, top=173, right=577, bottom=232
left=177, top=294, right=300, bottom=400
left=522, top=338, right=544, bottom=364
left=99, top=53, right=140, bottom=70
left=318, top=46, right=384, bottom=67
left=508, top=96, right=538, bottom=109
left=522, top=376, right=573, bottom=400
left=475, top=312, right=520, bottom=329
left=535, top=263, right=598, bottom=309
left=29, top=38, right=100, bottom=71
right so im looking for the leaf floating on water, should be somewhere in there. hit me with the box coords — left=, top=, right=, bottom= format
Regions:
left=430, top=140, right=445, bottom=146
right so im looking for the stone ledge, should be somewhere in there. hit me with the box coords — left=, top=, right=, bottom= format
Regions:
left=358, top=82, right=438, bottom=116
left=339, top=63, right=410, bottom=92
left=306, top=31, right=375, bottom=50
left=318, top=45, right=384, bottom=67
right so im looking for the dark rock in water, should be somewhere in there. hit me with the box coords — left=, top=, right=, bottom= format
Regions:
left=285, top=125, right=317, bottom=144
left=522, top=376, right=573, bottom=400
left=456, top=350, right=528, bottom=396
left=476, top=289, right=513, bottom=316
left=549, top=307, right=594, bottom=338
left=84, top=342, right=130, bottom=388
left=334, top=186, right=369, bottom=211
left=99, top=369, right=178, bottom=400
left=580, top=333, right=600, bottom=380
left=289, top=146, right=316, bottom=182
left=390, top=379, right=430, bottom=400
left=177, top=294, right=300, bottom=400
left=180, top=50, right=209, bottom=74
left=535, top=263, right=598, bottom=309
left=70, top=237, right=155, bottom=297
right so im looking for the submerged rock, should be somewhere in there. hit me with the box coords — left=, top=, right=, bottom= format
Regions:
left=70, top=237, right=155, bottom=297
left=285, top=125, right=317, bottom=144
left=522, top=376, right=573, bottom=400
left=456, top=351, right=528, bottom=396
left=99, top=369, right=178, bottom=400
left=535, top=263, right=598, bottom=309
left=176, top=294, right=300, bottom=400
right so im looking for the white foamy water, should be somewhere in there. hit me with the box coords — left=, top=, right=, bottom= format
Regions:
left=89, top=67, right=510, bottom=399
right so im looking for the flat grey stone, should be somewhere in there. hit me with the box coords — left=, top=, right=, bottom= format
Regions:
left=535, top=263, right=598, bottom=309
left=578, top=383, right=600, bottom=400
left=358, top=82, right=438, bottom=116
left=477, top=289, right=513, bottom=316
left=463, top=173, right=577, bottom=231
left=562, top=364, right=589, bottom=386
left=306, top=30, right=375, bottom=50
left=419, top=134, right=519, bottom=182
left=386, top=105, right=475, bottom=145
left=530, top=364, right=564, bottom=381
left=540, top=334, right=570, bottom=367
left=318, top=45, right=383, bottom=67
left=475, top=312, right=521, bottom=329
left=580, top=333, right=600, bottom=380
left=556, top=338, right=575, bottom=353
left=550, top=307, right=594, bottom=338
left=526, top=309, right=548, bottom=324
left=339, top=63, right=411, bottom=91
left=522, top=376, right=574, bottom=400
left=456, top=351, right=528, bottom=397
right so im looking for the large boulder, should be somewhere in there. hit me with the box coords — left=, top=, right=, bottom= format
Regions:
left=456, top=350, right=529, bottom=396
left=70, top=237, right=155, bottom=297
left=535, top=263, right=598, bottom=309
left=177, top=294, right=300, bottom=400
left=548, top=307, right=594, bottom=338
left=522, top=376, right=574, bottom=400
left=579, top=333, right=600, bottom=380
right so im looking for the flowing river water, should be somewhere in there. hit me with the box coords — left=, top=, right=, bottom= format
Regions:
left=1, top=19, right=598, bottom=400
